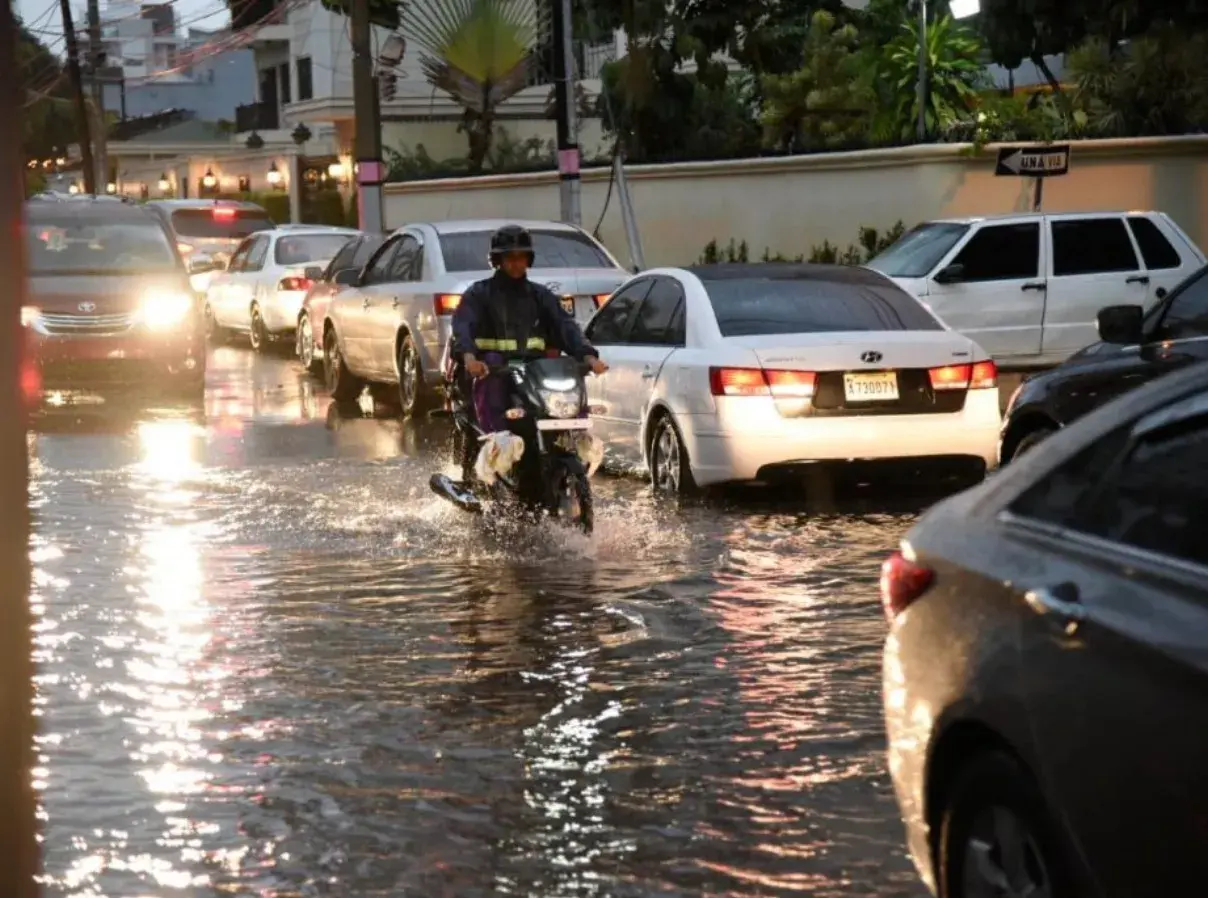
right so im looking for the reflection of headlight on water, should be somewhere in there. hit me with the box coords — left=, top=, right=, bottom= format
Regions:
left=539, top=388, right=582, bottom=419
left=140, top=290, right=193, bottom=329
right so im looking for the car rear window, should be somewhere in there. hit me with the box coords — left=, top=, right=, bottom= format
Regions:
left=274, top=233, right=354, bottom=266
left=170, top=208, right=274, bottom=240
left=26, top=215, right=179, bottom=275
left=705, top=277, right=944, bottom=336
left=1127, top=216, right=1182, bottom=270
left=439, top=229, right=613, bottom=272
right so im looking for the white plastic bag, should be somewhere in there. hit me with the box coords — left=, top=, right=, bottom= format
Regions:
left=474, top=431, right=526, bottom=485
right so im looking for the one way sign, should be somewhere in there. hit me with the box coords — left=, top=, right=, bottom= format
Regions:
left=995, top=144, right=1070, bottom=177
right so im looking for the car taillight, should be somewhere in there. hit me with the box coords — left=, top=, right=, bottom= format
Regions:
left=880, top=550, right=934, bottom=620
left=593, top=293, right=611, bottom=307
left=20, top=357, right=40, bottom=407
left=929, top=363, right=971, bottom=390
left=213, top=206, right=236, bottom=220
left=278, top=276, right=312, bottom=292
left=970, top=360, right=997, bottom=390
left=708, top=367, right=816, bottom=398
left=434, top=293, right=461, bottom=315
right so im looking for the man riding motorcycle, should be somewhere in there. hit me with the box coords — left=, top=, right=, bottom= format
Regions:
left=452, top=224, right=608, bottom=431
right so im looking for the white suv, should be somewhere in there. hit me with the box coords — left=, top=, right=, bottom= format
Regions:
left=866, top=211, right=1205, bottom=367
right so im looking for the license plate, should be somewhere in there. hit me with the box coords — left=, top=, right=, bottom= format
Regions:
left=559, top=295, right=575, bottom=315
left=537, top=418, right=591, bottom=431
left=843, top=371, right=899, bottom=402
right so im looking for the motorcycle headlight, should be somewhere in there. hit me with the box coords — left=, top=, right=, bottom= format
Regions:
left=539, top=387, right=582, bottom=419
left=140, top=289, right=193, bottom=329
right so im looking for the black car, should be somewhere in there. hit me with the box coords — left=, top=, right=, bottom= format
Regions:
left=999, top=263, right=1208, bottom=463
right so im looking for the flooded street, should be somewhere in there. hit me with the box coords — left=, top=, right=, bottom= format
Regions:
left=30, top=346, right=932, bottom=897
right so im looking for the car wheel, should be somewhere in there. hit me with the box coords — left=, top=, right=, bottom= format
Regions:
left=396, top=332, right=433, bottom=418
left=296, top=315, right=321, bottom=374
left=324, top=327, right=364, bottom=402
left=938, top=752, right=1072, bottom=898
left=249, top=304, right=268, bottom=353
left=648, top=412, right=696, bottom=496
left=203, top=304, right=227, bottom=344
left=1011, top=426, right=1056, bottom=463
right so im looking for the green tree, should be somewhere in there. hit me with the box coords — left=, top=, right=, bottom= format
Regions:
left=759, top=10, right=873, bottom=152
left=406, top=0, right=537, bottom=173
left=876, top=11, right=985, bottom=141
left=18, top=20, right=75, bottom=164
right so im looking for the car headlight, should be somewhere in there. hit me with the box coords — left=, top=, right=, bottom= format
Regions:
left=140, top=290, right=193, bottom=328
left=539, top=387, right=582, bottom=419
left=20, top=306, right=39, bottom=327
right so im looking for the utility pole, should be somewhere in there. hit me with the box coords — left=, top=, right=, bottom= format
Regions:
left=351, top=0, right=385, bottom=231
left=0, top=1, right=39, bottom=895
left=86, top=0, right=109, bottom=192
left=59, top=0, right=96, bottom=194
left=551, top=0, right=580, bottom=225
left=916, top=0, right=927, bottom=142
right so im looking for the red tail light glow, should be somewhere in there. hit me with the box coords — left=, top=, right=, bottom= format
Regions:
left=880, top=550, right=934, bottom=620
left=20, top=357, right=40, bottom=407
left=929, top=363, right=971, bottom=390
left=593, top=293, right=611, bottom=307
left=212, top=206, right=236, bottom=220
left=970, top=360, right=998, bottom=390
left=278, top=276, right=312, bottom=292
left=708, top=367, right=816, bottom=398
left=434, top=293, right=461, bottom=315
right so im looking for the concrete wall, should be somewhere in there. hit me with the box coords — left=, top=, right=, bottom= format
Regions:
left=382, top=137, right=1208, bottom=267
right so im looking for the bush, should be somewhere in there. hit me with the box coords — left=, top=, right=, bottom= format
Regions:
left=698, top=221, right=907, bottom=266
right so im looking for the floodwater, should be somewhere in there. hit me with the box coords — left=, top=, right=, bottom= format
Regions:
left=30, top=347, right=933, bottom=897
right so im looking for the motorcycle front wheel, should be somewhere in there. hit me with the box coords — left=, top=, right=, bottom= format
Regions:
left=553, top=466, right=593, bottom=534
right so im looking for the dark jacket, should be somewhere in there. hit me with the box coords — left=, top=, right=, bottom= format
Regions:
left=452, top=271, right=597, bottom=360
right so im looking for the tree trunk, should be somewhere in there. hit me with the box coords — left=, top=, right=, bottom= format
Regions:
left=465, top=109, right=494, bottom=174
left=1031, top=52, right=1063, bottom=96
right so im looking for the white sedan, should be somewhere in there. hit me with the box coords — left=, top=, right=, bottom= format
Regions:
left=582, top=263, right=1002, bottom=492
left=203, top=226, right=359, bottom=351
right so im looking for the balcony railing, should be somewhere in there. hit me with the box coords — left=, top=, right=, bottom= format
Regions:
left=235, top=101, right=279, bottom=133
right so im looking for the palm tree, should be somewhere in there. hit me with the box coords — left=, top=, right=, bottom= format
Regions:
left=406, top=0, right=538, bottom=172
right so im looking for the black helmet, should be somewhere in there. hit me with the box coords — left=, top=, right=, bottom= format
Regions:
left=488, top=225, right=534, bottom=268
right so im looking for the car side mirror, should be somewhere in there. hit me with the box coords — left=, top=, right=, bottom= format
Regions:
left=333, top=268, right=359, bottom=287
left=303, top=265, right=324, bottom=281
left=1097, top=304, right=1145, bottom=345
left=933, top=263, right=965, bottom=285
left=630, top=264, right=641, bottom=274
left=188, top=254, right=221, bottom=274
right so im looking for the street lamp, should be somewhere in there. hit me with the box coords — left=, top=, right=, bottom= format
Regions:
left=201, top=167, right=217, bottom=189
left=106, top=181, right=117, bottom=194
left=327, top=161, right=346, bottom=181
left=266, top=161, right=283, bottom=188
left=157, top=173, right=170, bottom=192
left=917, top=0, right=981, bottom=141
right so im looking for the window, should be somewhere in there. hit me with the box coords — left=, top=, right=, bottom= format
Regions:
left=362, top=238, right=401, bottom=284
left=170, top=208, right=274, bottom=240
left=866, top=222, right=970, bottom=278
left=1010, top=424, right=1132, bottom=527
left=705, top=278, right=943, bottom=337
left=227, top=238, right=254, bottom=272
left=1051, top=218, right=1139, bottom=276
left=387, top=235, right=422, bottom=281
left=324, top=238, right=362, bottom=279
left=296, top=56, right=314, bottom=101
left=1156, top=268, right=1208, bottom=340
left=274, top=233, right=353, bottom=266
left=586, top=280, right=652, bottom=344
left=949, top=223, right=1039, bottom=281
left=25, top=215, right=179, bottom=275
left=1128, top=216, right=1182, bottom=270
left=352, top=235, right=385, bottom=269
left=628, top=277, right=685, bottom=345
left=244, top=235, right=269, bottom=271
left=439, top=229, right=613, bottom=272
left=277, top=62, right=291, bottom=104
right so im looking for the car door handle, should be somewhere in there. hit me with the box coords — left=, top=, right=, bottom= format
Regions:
left=1024, top=582, right=1085, bottom=623
left=1021, top=282, right=1046, bottom=292
left=1126, top=275, right=1150, bottom=285
left=641, top=366, right=655, bottom=379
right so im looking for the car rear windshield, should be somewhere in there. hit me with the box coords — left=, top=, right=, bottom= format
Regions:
left=705, top=278, right=944, bottom=336
left=170, top=208, right=274, bottom=240
left=866, top=222, right=970, bottom=278
left=26, top=216, right=179, bottom=275
left=274, top=233, right=354, bottom=266
left=439, top=229, right=614, bottom=272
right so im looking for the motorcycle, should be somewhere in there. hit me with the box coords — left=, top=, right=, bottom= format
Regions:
left=429, top=346, right=602, bottom=533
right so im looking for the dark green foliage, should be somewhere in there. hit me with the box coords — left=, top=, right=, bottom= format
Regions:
left=698, top=221, right=907, bottom=266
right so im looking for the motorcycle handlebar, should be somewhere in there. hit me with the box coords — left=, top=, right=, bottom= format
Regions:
left=479, top=360, right=598, bottom=378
